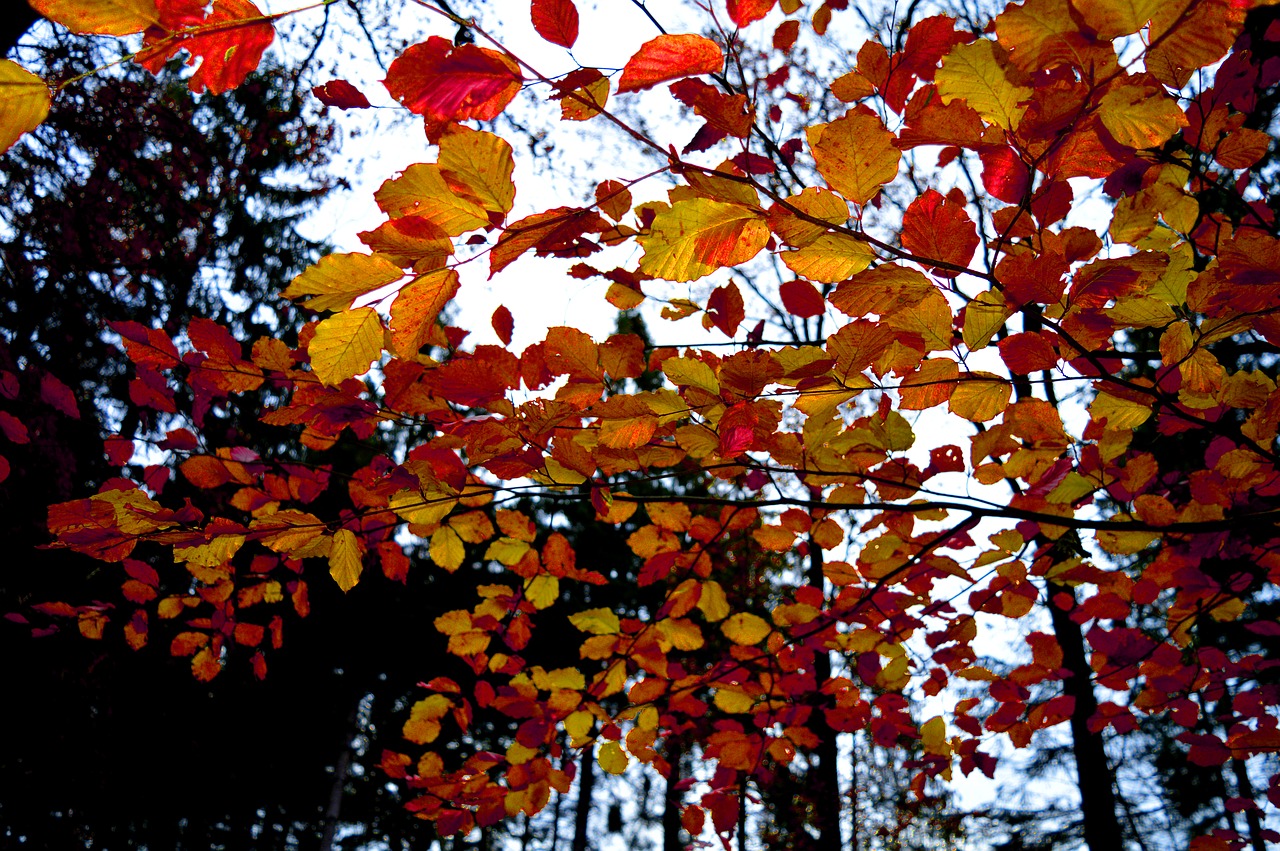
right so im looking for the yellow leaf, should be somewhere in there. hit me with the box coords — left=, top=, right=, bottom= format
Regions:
left=524, top=575, right=560, bottom=609
left=597, top=741, right=629, bottom=775
left=807, top=111, right=900, bottom=205
left=561, top=70, right=610, bottom=120
left=1071, top=0, right=1163, bottom=37
left=770, top=186, right=850, bottom=247
left=434, top=609, right=472, bottom=635
left=173, top=534, right=245, bottom=567
left=781, top=232, right=874, bottom=283
left=948, top=372, right=1012, bottom=422
left=0, top=60, right=51, bottom=155
left=663, top=356, right=720, bottom=395
left=283, top=253, right=404, bottom=313
left=309, top=307, right=384, bottom=386
left=638, top=199, right=769, bottom=282
left=438, top=126, right=516, bottom=216
left=936, top=39, right=1031, bottom=131
left=29, top=0, right=158, bottom=34
left=920, top=715, right=951, bottom=756
left=1095, top=529, right=1158, bottom=555
left=722, top=612, right=771, bottom=646
left=569, top=607, right=621, bottom=634
left=993, top=0, right=1079, bottom=71
left=389, top=269, right=460, bottom=356
left=430, top=525, right=466, bottom=571
left=564, top=709, right=595, bottom=743
left=374, top=163, right=490, bottom=234
left=329, top=528, right=365, bottom=592
left=389, top=487, right=456, bottom=528
left=403, top=694, right=452, bottom=744
left=450, top=511, right=496, bottom=544
left=598, top=415, right=658, bottom=450
left=486, top=536, right=532, bottom=566
left=1098, top=85, right=1188, bottom=149
left=714, top=688, right=755, bottom=714
left=697, top=580, right=730, bottom=621
left=753, top=525, right=797, bottom=552
left=962, top=289, right=1011, bottom=352
left=657, top=617, right=705, bottom=651
left=1089, top=392, right=1152, bottom=429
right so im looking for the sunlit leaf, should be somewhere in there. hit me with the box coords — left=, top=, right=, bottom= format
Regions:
left=618, top=34, right=724, bottom=93
left=309, top=307, right=384, bottom=386
left=0, top=60, right=51, bottom=155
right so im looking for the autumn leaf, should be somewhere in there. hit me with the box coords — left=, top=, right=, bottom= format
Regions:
left=328, top=528, right=365, bottom=592
left=0, top=60, right=51, bottom=155
left=308, top=307, right=384, bottom=386
left=384, top=36, right=522, bottom=123
left=136, top=0, right=275, bottom=95
left=531, top=0, right=579, bottom=48
left=283, top=253, right=405, bottom=313
left=936, top=39, right=1030, bottom=131
left=312, top=79, right=372, bottom=109
left=438, top=127, right=516, bottom=217
left=1097, top=84, right=1187, bottom=150
left=726, top=0, right=775, bottom=27
left=900, top=188, right=979, bottom=276
left=617, top=34, right=724, bottom=94
left=30, top=0, right=159, bottom=35
left=374, top=163, right=491, bottom=235
left=389, top=269, right=461, bottom=356
left=638, top=199, right=768, bottom=282
left=569, top=607, right=621, bottom=634
left=722, top=612, right=770, bottom=645
left=807, top=111, right=900, bottom=205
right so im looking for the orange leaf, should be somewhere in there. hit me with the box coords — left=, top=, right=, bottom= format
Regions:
left=136, top=0, right=274, bottom=95
left=618, top=34, right=724, bottom=94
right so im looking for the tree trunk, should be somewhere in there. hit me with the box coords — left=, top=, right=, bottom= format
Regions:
left=808, top=539, right=844, bottom=850
left=571, top=744, right=596, bottom=851
left=1048, top=582, right=1123, bottom=851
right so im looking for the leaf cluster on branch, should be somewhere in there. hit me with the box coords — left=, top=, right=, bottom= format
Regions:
left=5, top=0, right=1280, bottom=848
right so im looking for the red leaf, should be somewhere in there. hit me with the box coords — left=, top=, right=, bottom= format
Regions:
left=998, top=331, right=1058, bottom=374
left=137, top=0, right=274, bottom=95
left=726, top=0, right=775, bottom=27
left=900, top=188, right=979, bottom=277
left=39, top=373, right=80, bottom=418
left=980, top=145, right=1029, bottom=204
left=0, top=411, right=29, bottom=444
left=384, top=36, right=523, bottom=123
left=706, top=282, right=744, bottom=337
left=618, top=34, right=723, bottom=94
left=491, top=305, right=515, bottom=345
left=312, top=79, right=372, bottom=109
left=531, top=0, right=579, bottom=48
left=780, top=279, right=825, bottom=318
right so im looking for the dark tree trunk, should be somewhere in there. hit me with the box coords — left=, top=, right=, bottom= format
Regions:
left=1048, top=582, right=1124, bottom=851
left=808, top=539, right=844, bottom=850
left=571, top=744, right=596, bottom=851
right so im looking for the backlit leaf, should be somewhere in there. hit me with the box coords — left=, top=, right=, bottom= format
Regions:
left=531, top=0, right=579, bottom=48
left=374, top=164, right=490, bottom=235
left=0, top=60, right=51, bottom=155
left=283, top=253, right=405, bottom=313
left=722, top=612, right=770, bottom=645
left=1098, top=84, right=1187, bottom=150
left=618, top=34, right=724, bottom=94
left=638, top=199, right=768, bottom=282
left=936, top=39, right=1030, bottom=131
left=948, top=372, right=1011, bottom=422
left=780, top=233, right=874, bottom=283
left=309, top=307, right=384, bottom=386
left=136, top=0, right=274, bottom=95
left=389, top=269, right=461, bottom=356
left=598, top=741, right=629, bottom=774
left=570, top=607, right=620, bottom=634
left=384, top=36, right=522, bottom=122
left=329, top=529, right=365, bottom=592
left=807, top=111, right=900, bottom=205
left=438, top=127, right=516, bottom=217
left=30, top=0, right=158, bottom=35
